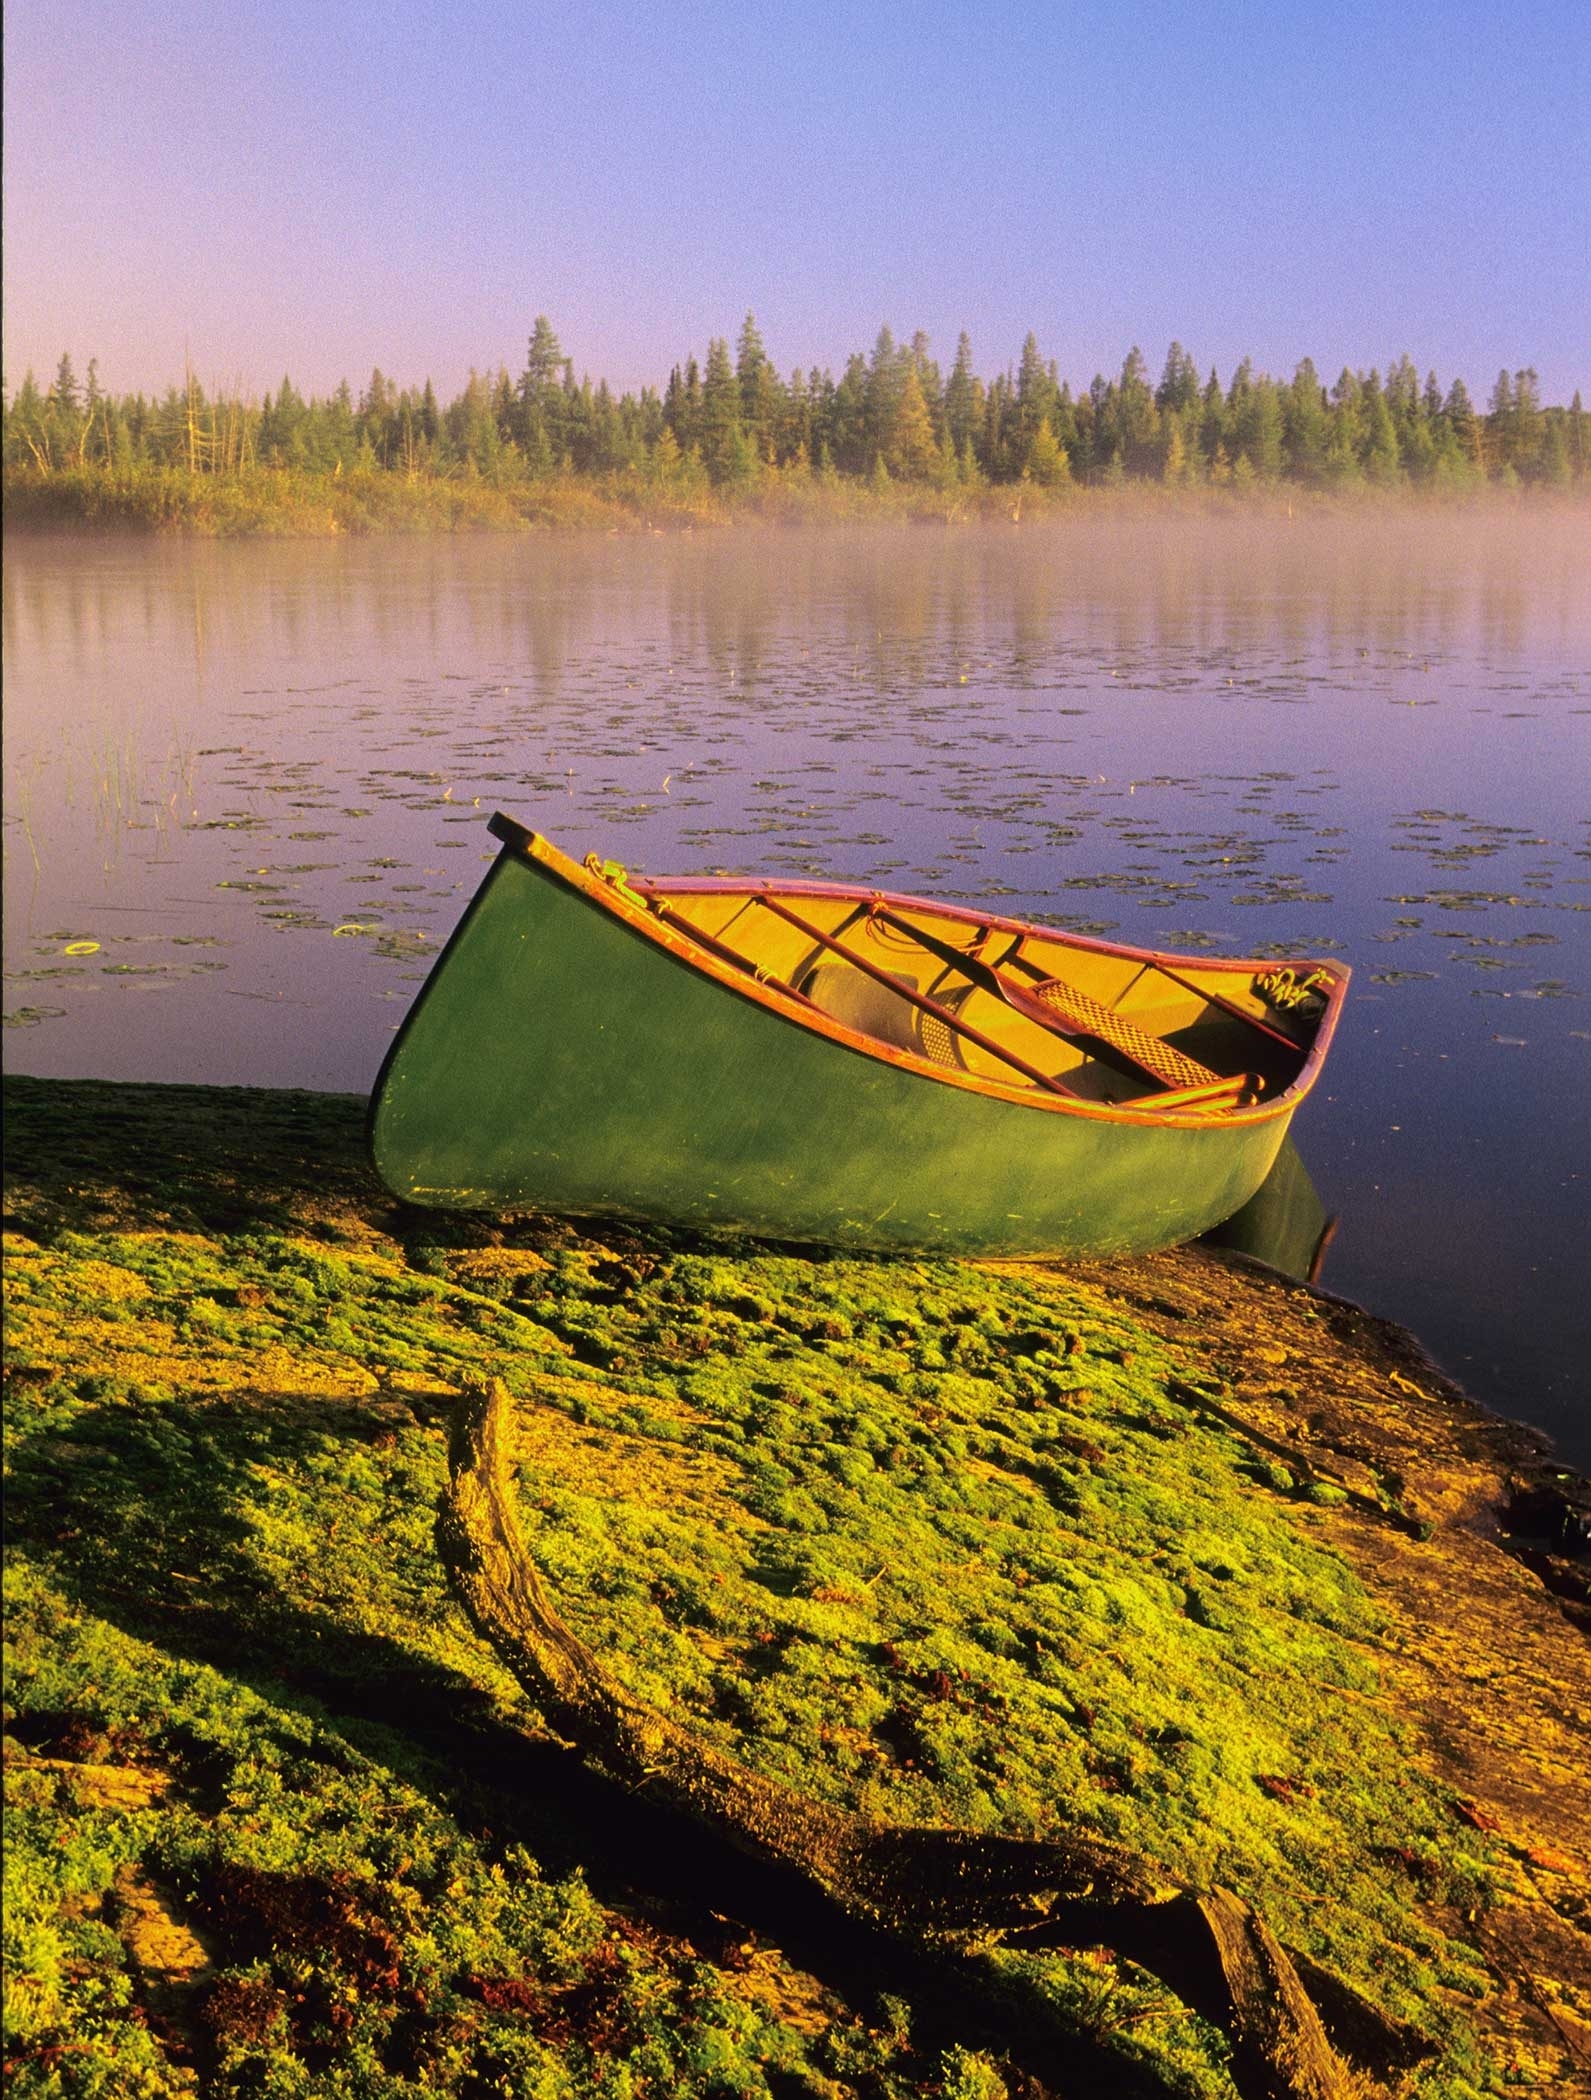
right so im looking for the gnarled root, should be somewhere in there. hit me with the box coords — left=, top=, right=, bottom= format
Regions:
left=438, top=1378, right=1364, bottom=2100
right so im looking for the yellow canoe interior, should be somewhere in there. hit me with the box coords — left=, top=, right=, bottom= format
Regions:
left=629, top=871, right=1339, bottom=1116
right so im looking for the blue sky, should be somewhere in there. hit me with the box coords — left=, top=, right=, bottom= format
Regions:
left=5, top=0, right=1588, bottom=402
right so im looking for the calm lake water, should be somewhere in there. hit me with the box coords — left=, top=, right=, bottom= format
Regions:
left=5, top=515, right=1589, bottom=1461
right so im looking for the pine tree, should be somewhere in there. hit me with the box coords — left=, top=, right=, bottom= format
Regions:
left=1235, top=379, right=1284, bottom=479
left=518, top=317, right=564, bottom=467
left=1359, top=372, right=1400, bottom=485
left=699, top=338, right=751, bottom=485
left=781, top=367, right=812, bottom=466
left=1015, top=333, right=1055, bottom=444
left=735, top=313, right=768, bottom=419
left=1109, top=347, right=1158, bottom=473
left=829, top=354, right=869, bottom=476
left=1444, top=378, right=1477, bottom=450
left=1538, top=414, right=1571, bottom=488
left=735, top=313, right=783, bottom=461
left=1511, top=369, right=1545, bottom=476
left=1155, top=343, right=1200, bottom=414
left=1197, top=368, right=1227, bottom=472
left=908, top=333, right=943, bottom=429
left=1284, top=359, right=1329, bottom=479
left=50, top=353, right=80, bottom=417
left=1324, top=371, right=1364, bottom=483
left=6, top=371, right=53, bottom=471
left=944, top=333, right=979, bottom=456
left=864, top=326, right=906, bottom=471
left=1026, top=420, right=1070, bottom=487
left=887, top=362, right=938, bottom=480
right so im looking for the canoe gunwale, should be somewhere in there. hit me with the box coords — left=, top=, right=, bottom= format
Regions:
left=484, top=815, right=1348, bottom=1133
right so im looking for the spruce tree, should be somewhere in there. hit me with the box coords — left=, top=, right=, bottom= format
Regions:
left=699, top=338, right=749, bottom=485
left=1026, top=419, right=1070, bottom=487
left=50, top=353, right=80, bottom=417
left=1284, top=359, right=1329, bottom=480
left=1359, top=373, right=1401, bottom=485
left=735, top=313, right=783, bottom=460
left=944, top=332, right=979, bottom=456
left=888, top=362, right=938, bottom=480
left=1155, top=343, right=1200, bottom=414
left=864, top=326, right=906, bottom=470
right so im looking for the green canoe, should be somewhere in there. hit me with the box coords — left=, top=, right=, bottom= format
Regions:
left=368, top=816, right=1348, bottom=1258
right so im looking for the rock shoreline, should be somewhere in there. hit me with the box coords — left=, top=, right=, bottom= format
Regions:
left=4, top=1074, right=1587, bottom=2097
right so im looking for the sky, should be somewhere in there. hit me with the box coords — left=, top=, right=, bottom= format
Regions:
left=4, top=0, right=1588, bottom=407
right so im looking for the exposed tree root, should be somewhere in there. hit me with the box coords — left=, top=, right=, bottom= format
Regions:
left=438, top=1378, right=1371, bottom=2100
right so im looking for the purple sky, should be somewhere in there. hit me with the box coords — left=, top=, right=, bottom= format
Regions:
left=5, top=0, right=1588, bottom=406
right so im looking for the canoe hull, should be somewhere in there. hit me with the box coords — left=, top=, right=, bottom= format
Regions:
left=369, top=843, right=1311, bottom=1258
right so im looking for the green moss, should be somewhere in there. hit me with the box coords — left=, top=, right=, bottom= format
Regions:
left=1, top=1077, right=1538, bottom=2095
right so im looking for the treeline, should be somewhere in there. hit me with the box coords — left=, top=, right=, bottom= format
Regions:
left=6, top=316, right=1587, bottom=500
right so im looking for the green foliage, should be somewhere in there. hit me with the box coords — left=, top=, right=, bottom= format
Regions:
left=8, top=324, right=1585, bottom=527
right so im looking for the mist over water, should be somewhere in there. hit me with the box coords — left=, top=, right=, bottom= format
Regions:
left=5, top=510, right=1588, bottom=1457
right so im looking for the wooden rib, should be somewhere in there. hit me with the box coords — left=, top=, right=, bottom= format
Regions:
left=870, top=906, right=1221, bottom=1094
left=751, top=894, right=1077, bottom=1097
left=643, top=895, right=824, bottom=1010
left=1108, top=957, right=1306, bottom=1055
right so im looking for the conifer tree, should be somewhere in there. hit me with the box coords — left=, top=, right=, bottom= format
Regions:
left=1359, top=372, right=1401, bottom=484
left=1235, top=379, right=1284, bottom=479
left=1155, top=343, right=1200, bottom=414
left=908, top=333, right=943, bottom=428
left=1109, top=348, right=1158, bottom=473
left=944, top=332, right=980, bottom=457
left=50, top=353, right=80, bottom=417
left=1026, top=419, right=1070, bottom=487
left=864, top=326, right=906, bottom=470
left=735, top=314, right=784, bottom=462
left=518, top=317, right=564, bottom=468
left=1015, top=333, right=1055, bottom=443
left=1284, top=359, right=1329, bottom=479
left=829, top=354, right=869, bottom=475
left=1197, top=368, right=1227, bottom=471
left=887, top=362, right=938, bottom=480
left=1510, top=369, right=1545, bottom=474
left=699, top=338, right=752, bottom=485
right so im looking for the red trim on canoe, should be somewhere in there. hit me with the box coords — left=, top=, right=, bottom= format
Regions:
left=485, top=813, right=1349, bottom=1129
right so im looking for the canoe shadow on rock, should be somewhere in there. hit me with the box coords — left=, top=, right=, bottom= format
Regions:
left=2, top=1077, right=377, bottom=1240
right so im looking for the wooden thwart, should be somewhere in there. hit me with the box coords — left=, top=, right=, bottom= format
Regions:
left=869, top=904, right=1244, bottom=1101
left=651, top=883, right=1257, bottom=1111
left=748, top=893, right=1079, bottom=1097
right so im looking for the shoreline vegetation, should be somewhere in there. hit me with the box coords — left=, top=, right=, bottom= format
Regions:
left=5, top=1075, right=1589, bottom=2098
left=6, top=318, right=1587, bottom=537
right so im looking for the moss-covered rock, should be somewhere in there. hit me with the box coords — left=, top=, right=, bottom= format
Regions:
left=4, top=1076, right=1586, bottom=2097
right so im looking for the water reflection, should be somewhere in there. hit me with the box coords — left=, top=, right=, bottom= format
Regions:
left=3, top=514, right=1588, bottom=1458
left=1200, top=1137, right=1337, bottom=1284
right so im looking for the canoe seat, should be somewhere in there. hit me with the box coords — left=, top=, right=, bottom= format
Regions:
left=799, top=964, right=966, bottom=1069
left=1027, top=976, right=1222, bottom=1093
